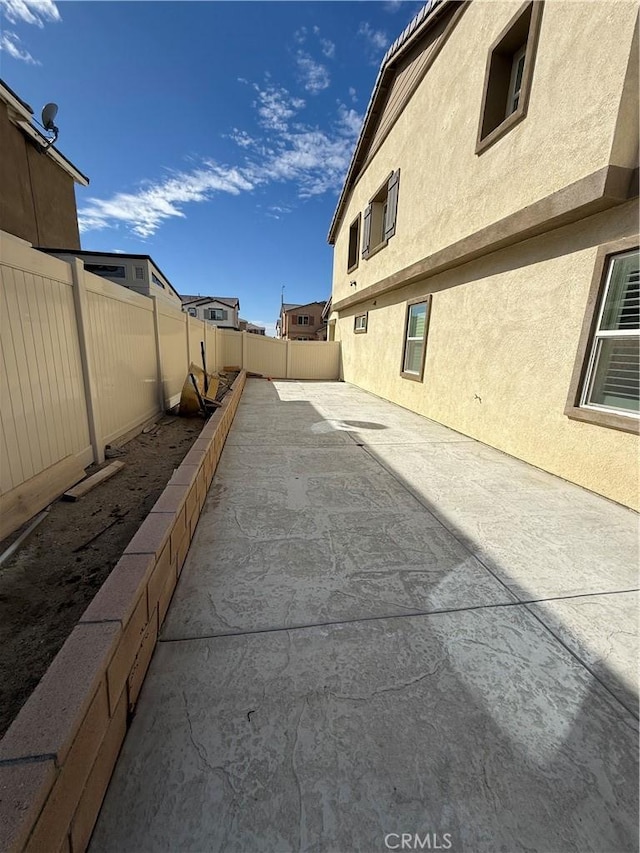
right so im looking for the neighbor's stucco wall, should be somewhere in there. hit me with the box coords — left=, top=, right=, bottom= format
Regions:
left=334, top=201, right=639, bottom=509
left=0, top=104, right=81, bottom=249
left=332, top=0, right=638, bottom=304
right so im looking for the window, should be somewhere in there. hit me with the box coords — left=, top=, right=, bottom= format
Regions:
left=354, top=313, right=368, bottom=334
left=581, top=251, right=639, bottom=416
left=566, top=240, right=639, bottom=432
left=476, top=1, right=544, bottom=154
left=135, top=266, right=144, bottom=280
left=362, top=170, right=400, bottom=260
left=85, top=263, right=126, bottom=279
left=507, top=45, right=526, bottom=115
left=297, top=315, right=311, bottom=325
left=151, top=272, right=165, bottom=289
left=208, top=308, right=227, bottom=321
left=347, top=214, right=361, bottom=273
left=401, top=297, right=431, bottom=381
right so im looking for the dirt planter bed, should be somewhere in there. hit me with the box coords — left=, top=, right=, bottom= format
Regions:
left=0, top=370, right=247, bottom=853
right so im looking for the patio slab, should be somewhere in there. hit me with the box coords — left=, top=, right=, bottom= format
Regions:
left=528, top=590, right=639, bottom=716
left=90, top=379, right=639, bottom=852
left=91, top=607, right=638, bottom=853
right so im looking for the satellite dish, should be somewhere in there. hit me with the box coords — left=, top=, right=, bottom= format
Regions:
left=41, top=103, right=58, bottom=131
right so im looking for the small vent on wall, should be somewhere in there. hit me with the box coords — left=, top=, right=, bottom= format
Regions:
left=135, top=267, right=144, bottom=280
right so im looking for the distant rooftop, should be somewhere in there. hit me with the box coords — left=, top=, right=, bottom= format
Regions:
left=181, top=295, right=240, bottom=308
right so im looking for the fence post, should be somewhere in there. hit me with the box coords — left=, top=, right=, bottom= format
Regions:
left=286, top=339, right=292, bottom=379
left=151, top=295, right=165, bottom=412
left=70, top=258, right=105, bottom=464
left=241, top=330, right=246, bottom=371
left=185, top=313, right=191, bottom=369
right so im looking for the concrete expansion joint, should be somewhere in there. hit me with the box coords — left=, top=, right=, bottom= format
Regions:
left=523, top=601, right=640, bottom=721
left=158, top=598, right=541, bottom=644
left=0, top=753, right=55, bottom=767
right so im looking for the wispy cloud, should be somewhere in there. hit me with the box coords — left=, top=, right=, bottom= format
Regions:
left=252, top=83, right=305, bottom=132
left=0, top=0, right=60, bottom=27
left=296, top=51, right=330, bottom=94
left=384, top=0, right=404, bottom=12
left=80, top=74, right=364, bottom=239
left=79, top=163, right=254, bottom=238
left=0, top=30, right=38, bottom=63
left=228, top=128, right=257, bottom=149
left=358, top=21, right=389, bottom=52
left=0, top=0, right=60, bottom=64
left=312, top=26, right=336, bottom=59
left=266, top=205, right=293, bottom=220
left=348, top=86, right=357, bottom=104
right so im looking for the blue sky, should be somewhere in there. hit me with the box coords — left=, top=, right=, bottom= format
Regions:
left=1, top=0, right=423, bottom=333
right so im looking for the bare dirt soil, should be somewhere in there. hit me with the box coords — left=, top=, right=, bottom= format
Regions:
left=0, top=413, right=207, bottom=738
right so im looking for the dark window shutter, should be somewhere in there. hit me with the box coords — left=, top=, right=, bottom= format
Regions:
left=223, top=309, right=228, bottom=320
left=384, top=169, right=400, bottom=240
left=309, top=316, right=314, bottom=325
left=362, top=204, right=372, bottom=259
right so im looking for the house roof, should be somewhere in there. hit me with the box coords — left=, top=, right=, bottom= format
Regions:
left=282, top=301, right=327, bottom=314
left=327, top=0, right=455, bottom=244
left=38, top=248, right=181, bottom=299
left=281, top=303, right=301, bottom=312
left=181, top=295, right=239, bottom=308
left=0, top=79, right=89, bottom=187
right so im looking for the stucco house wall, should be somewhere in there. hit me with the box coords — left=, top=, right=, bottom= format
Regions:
left=183, top=298, right=240, bottom=330
left=41, top=251, right=182, bottom=308
left=329, top=0, right=639, bottom=509
left=281, top=302, right=327, bottom=340
left=331, top=0, right=638, bottom=306
left=0, top=88, right=86, bottom=249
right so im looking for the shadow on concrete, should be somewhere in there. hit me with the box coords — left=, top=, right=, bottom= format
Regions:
left=90, top=378, right=639, bottom=853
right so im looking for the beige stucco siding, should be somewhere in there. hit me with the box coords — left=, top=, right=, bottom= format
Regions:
left=332, top=0, right=638, bottom=305
left=334, top=202, right=639, bottom=509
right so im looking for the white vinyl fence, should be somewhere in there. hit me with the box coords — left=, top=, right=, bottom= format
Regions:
left=0, top=231, right=340, bottom=501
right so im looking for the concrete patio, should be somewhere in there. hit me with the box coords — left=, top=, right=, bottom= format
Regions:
left=91, top=379, right=639, bottom=853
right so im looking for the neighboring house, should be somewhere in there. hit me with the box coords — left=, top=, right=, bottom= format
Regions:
left=327, top=0, right=639, bottom=510
left=239, top=318, right=266, bottom=335
left=182, top=295, right=240, bottom=330
left=40, top=249, right=182, bottom=307
left=0, top=79, right=88, bottom=249
left=276, top=301, right=327, bottom=340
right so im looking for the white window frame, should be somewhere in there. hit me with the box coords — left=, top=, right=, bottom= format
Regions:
left=298, top=315, right=310, bottom=325
left=354, top=314, right=367, bottom=333
left=188, top=307, right=197, bottom=317
left=580, top=249, right=639, bottom=419
left=506, top=44, right=527, bottom=117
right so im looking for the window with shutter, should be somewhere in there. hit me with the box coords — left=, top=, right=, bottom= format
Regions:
left=384, top=170, right=400, bottom=241
left=362, top=205, right=372, bottom=259
left=581, top=250, right=639, bottom=416
left=135, top=266, right=144, bottom=280
left=222, top=309, right=229, bottom=320
left=363, top=171, right=400, bottom=259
